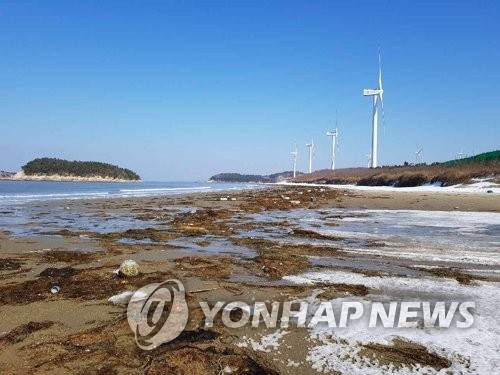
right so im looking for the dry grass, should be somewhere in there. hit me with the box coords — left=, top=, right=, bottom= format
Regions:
left=293, top=161, right=500, bottom=187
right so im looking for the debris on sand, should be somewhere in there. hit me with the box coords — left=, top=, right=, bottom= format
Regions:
left=39, top=267, right=81, bottom=278
left=0, top=258, right=23, bottom=271
left=176, top=256, right=234, bottom=279
left=50, top=286, right=61, bottom=294
left=252, top=252, right=310, bottom=280
left=146, top=346, right=279, bottom=375
left=290, top=228, right=343, bottom=241
left=316, top=283, right=369, bottom=298
left=418, top=267, right=477, bottom=285
left=0, top=321, right=55, bottom=344
left=359, top=338, right=452, bottom=371
left=37, top=249, right=97, bottom=264
left=108, top=290, right=136, bottom=305
left=119, top=260, right=139, bottom=277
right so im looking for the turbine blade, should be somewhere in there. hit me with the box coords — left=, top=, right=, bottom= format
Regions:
left=378, top=50, right=383, bottom=91
left=378, top=48, right=386, bottom=135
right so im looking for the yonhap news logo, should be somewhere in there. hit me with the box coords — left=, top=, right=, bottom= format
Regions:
left=127, top=279, right=476, bottom=350
left=127, top=279, right=188, bottom=350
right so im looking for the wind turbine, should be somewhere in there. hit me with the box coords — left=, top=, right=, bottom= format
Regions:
left=326, top=129, right=338, bottom=170
left=290, top=144, right=298, bottom=178
left=306, top=140, right=314, bottom=173
left=326, top=112, right=339, bottom=170
left=363, top=49, right=384, bottom=168
left=415, top=148, right=423, bottom=165
left=365, top=153, right=372, bottom=168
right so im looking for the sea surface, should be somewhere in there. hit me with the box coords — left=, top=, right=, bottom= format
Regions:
left=0, top=180, right=260, bottom=206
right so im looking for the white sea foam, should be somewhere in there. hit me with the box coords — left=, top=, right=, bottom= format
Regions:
left=118, top=186, right=212, bottom=193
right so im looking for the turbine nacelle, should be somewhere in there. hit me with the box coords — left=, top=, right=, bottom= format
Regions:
left=363, top=88, right=383, bottom=96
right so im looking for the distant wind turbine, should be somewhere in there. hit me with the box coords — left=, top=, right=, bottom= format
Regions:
left=290, top=144, right=298, bottom=178
left=363, top=49, right=385, bottom=168
left=326, top=113, right=339, bottom=170
left=415, top=148, right=423, bottom=164
left=306, top=140, right=314, bottom=173
left=365, top=153, right=372, bottom=168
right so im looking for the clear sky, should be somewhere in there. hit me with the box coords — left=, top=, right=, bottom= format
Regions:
left=1, top=1, right=499, bottom=181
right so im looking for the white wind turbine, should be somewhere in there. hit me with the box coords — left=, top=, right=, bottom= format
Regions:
left=365, top=153, right=372, bottom=168
left=363, top=49, right=385, bottom=168
left=306, top=140, right=314, bottom=173
left=290, top=144, right=298, bottom=178
left=326, top=129, right=338, bottom=170
left=326, top=112, right=339, bottom=170
left=415, top=148, right=423, bottom=164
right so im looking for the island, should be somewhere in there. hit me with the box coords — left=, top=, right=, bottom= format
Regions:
left=5, top=158, right=141, bottom=182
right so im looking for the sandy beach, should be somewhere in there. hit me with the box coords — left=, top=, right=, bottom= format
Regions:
left=0, top=185, right=499, bottom=374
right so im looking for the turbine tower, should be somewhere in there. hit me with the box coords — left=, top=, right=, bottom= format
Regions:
left=363, top=49, right=384, bottom=168
left=306, top=140, right=314, bottom=173
left=326, top=129, right=338, bottom=170
left=290, top=144, right=298, bottom=178
left=415, top=148, right=423, bottom=164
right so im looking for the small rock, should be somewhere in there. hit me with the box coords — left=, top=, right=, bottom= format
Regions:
left=290, top=200, right=301, bottom=205
left=119, top=260, right=139, bottom=277
left=281, top=195, right=290, bottom=200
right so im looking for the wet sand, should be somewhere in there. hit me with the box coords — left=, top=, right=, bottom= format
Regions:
left=0, top=185, right=499, bottom=374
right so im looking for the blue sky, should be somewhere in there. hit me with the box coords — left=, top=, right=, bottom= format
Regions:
left=1, top=1, right=499, bottom=180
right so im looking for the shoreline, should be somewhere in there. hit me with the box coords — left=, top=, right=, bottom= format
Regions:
left=3, top=171, right=141, bottom=183
left=35, top=184, right=500, bottom=213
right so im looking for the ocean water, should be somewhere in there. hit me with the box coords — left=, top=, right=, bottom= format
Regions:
left=0, top=180, right=260, bottom=206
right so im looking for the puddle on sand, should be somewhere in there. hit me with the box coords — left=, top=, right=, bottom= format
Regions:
left=239, top=208, right=500, bottom=267
left=167, top=237, right=256, bottom=259
left=0, top=204, right=187, bottom=236
left=309, top=255, right=426, bottom=277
